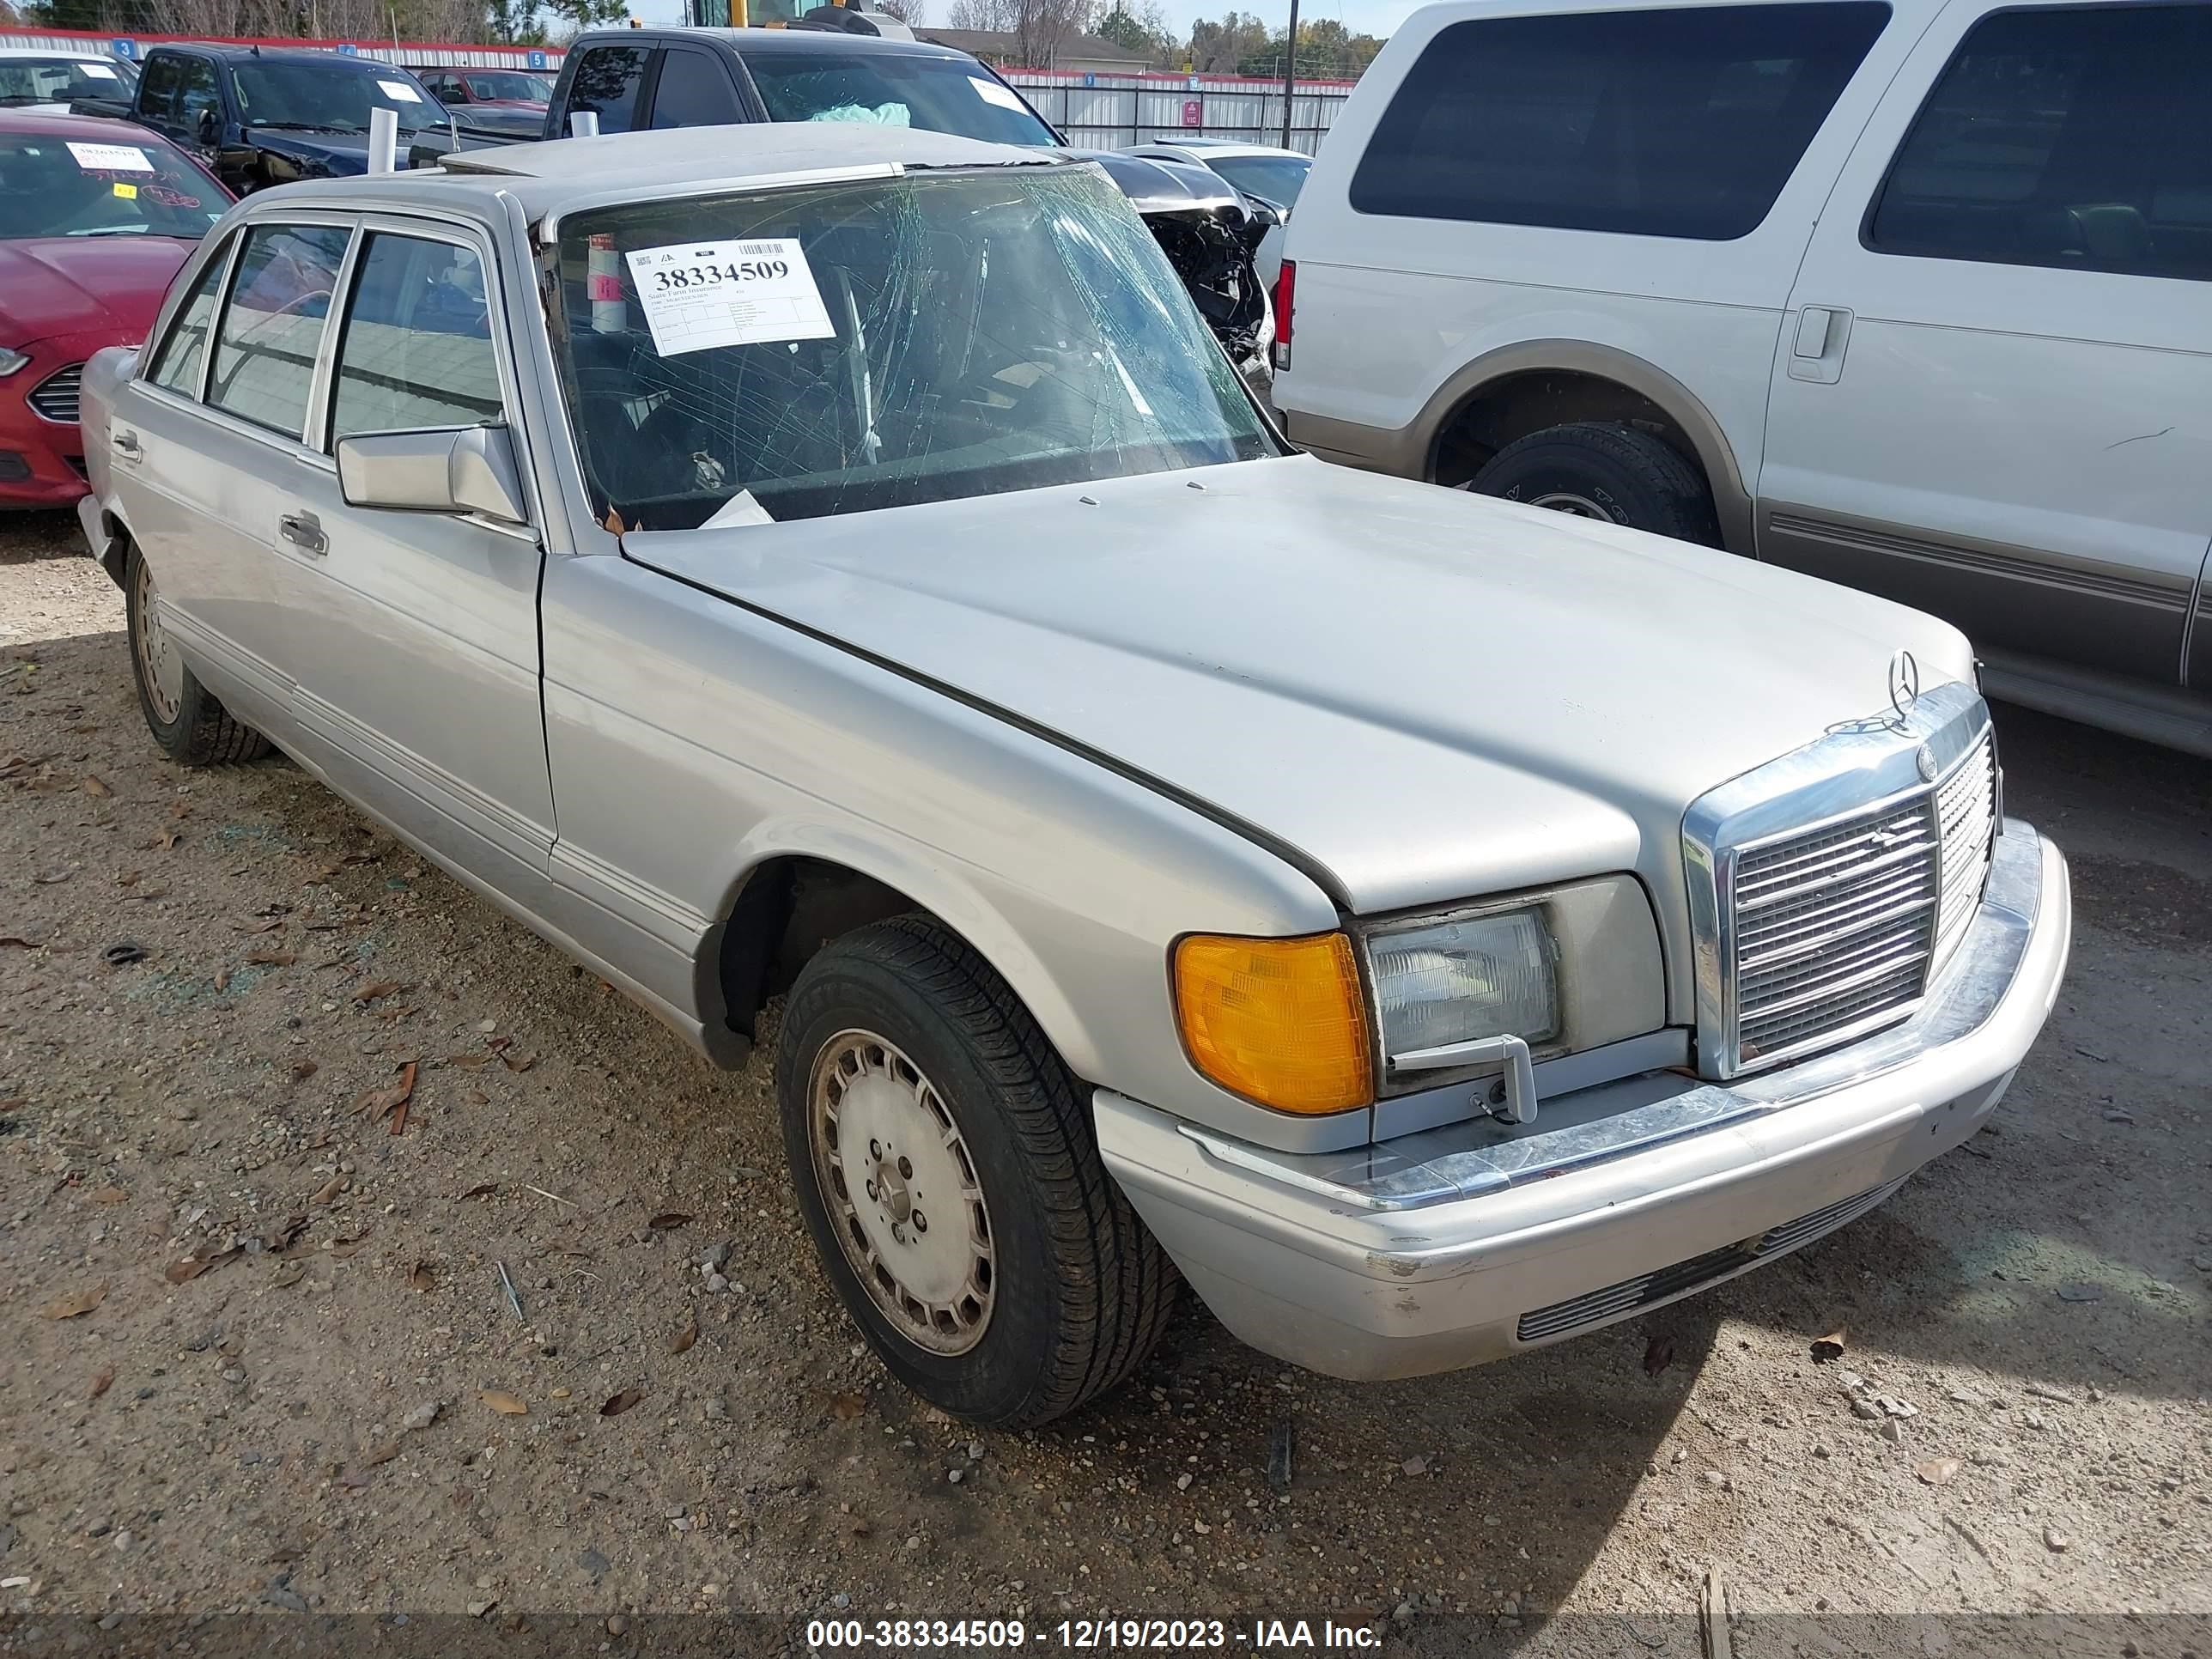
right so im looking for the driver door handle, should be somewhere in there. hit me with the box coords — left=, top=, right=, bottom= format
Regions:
left=112, top=430, right=143, bottom=465
left=278, top=510, right=326, bottom=556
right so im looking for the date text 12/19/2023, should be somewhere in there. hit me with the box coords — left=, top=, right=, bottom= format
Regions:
left=803, top=1620, right=1386, bottom=1650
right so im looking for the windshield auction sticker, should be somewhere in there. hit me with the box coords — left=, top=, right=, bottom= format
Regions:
left=66, top=141, right=155, bottom=173
left=624, top=238, right=836, bottom=357
left=376, top=79, right=423, bottom=101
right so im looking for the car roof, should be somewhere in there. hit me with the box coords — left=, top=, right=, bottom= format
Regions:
left=0, top=46, right=122, bottom=58
left=261, top=122, right=1054, bottom=224
left=154, top=43, right=414, bottom=65
left=0, top=107, right=177, bottom=143
left=570, top=25, right=978, bottom=58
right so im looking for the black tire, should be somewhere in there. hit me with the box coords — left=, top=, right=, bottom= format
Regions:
left=1468, top=420, right=1721, bottom=546
left=777, top=915, right=1176, bottom=1428
left=125, top=541, right=270, bottom=766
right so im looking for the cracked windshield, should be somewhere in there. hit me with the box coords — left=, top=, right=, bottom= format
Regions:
left=552, top=165, right=1276, bottom=531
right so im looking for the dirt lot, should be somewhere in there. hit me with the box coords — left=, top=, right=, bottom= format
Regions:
left=1, top=511, right=2207, bottom=1656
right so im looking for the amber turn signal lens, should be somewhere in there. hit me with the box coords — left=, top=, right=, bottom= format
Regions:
left=1172, top=932, right=1372, bottom=1115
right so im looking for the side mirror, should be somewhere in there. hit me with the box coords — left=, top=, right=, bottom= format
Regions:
left=335, top=425, right=528, bottom=526
left=197, top=107, right=220, bottom=144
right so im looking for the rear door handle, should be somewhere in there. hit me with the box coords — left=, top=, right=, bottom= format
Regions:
left=112, top=429, right=142, bottom=464
left=278, top=510, right=326, bottom=556
left=1786, top=305, right=1853, bottom=385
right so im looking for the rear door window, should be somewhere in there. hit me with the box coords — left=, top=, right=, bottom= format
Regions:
left=148, top=240, right=232, bottom=398
left=206, top=222, right=350, bottom=439
left=1866, top=4, right=2212, bottom=281
left=1350, top=3, right=1891, bottom=240
left=567, top=45, right=651, bottom=134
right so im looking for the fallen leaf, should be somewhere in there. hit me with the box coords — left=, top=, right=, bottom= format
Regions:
left=446, top=1053, right=493, bottom=1069
left=309, top=1175, right=345, bottom=1206
left=409, top=1261, right=435, bottom=1292
left=829, top=1392, right=866, bottom=1421
left=88, top=1186, right=130, bottom=1206
left=289, top=1060, right=319, bottom=1083
left=89, top=1365, right=115, bottom=1400
left=327, top=1232, right=370, bottom=1259
left=263, top=1213, right=309, bottom=1252
left=82, top=775, right=112, bottom=798
left=1916, top=1456, right=1962, bottom=1486
left=599, top=1388, right=645, bottom=1418
left=603, top=507, right=627, bottom=535
left=647, top=1212, right=693, bottom=1232
left=670, top=1307, right=698, bottom=1355
left=479, top=1389, right=528, bottom=1415
left=0, top=935, right=35, bottom=948
left=43, top=1281, right=109, bottom=1320
left=33, top=870, right=72, bottom=884
left=236, top=918, right=283, bottom=935
left=362, top=1440, right=403, bottom=1467
left=1810, top=1328, right=1848, bottom=1364
left=213, top=969, right=231, bottom=993
left=116, top=869, right=139, bottom=888
left=1642, top=1333, right=1675, bottom=1376
left=356, top=1060, right=418, bottom=1129
left=152, top=830, right=183, bottom=851
left=459, top=1182, right=498, bottom=1200
left=101, top=941, right=146, bottom=965
left=248, top=951, right=297, bottom=968
left=350, top=978, right=406, bottom=1005
left=466, top=1089, right=489, bottom=1106
left=271, top=1261, right=308, bottom=1289
left=500, top=1051, right=537, bottom=1073
left=165, top=1247, right=242, bottom=1285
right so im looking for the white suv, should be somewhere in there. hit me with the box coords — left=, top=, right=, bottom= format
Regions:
left=1274, top=0, right=2212, bottom=756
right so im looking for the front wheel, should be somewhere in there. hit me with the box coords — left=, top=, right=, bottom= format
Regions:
left=777, top=916, right=1176, bottom=1427
left=1466, top=420, right=1721, bottom=547
left=125, top=542, right=270, bottom=766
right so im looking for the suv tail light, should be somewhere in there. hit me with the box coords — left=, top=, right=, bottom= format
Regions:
left=1270, top=258, right=1295, bottom=373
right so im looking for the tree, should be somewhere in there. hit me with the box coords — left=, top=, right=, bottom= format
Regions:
left=539, top=0, right=624, bottom=31
left=1188, top=8, right=1268, bottom=73
left=486, top=0, right=550, bottom=42
left=1232, top=15, right=1383, bottom=77
left=1094, top=0, right=1176, bottom=64
left=945, top=0, right=1092, bottom=66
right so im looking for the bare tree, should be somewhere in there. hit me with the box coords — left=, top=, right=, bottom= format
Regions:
left=945, top=0, right=1092, bottom=66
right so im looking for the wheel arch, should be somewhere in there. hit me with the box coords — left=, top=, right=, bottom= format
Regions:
left=697, top=832, right=1104, bottom=1083
left=1413, top=340, right=1755, bottom=555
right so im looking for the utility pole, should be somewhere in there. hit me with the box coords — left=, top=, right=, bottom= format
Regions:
left=1279, top=0, right=1298, bottom=149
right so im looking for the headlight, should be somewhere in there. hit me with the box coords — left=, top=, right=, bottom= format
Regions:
left=0, top=348, right=28, bottom=379
left=1368, top=908, right=1558, bottom=1058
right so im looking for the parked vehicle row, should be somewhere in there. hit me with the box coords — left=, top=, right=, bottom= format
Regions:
left=1275, top=0, right=2212, bottom=757
left=74, top=118, right=2068, bottom=1425
left=0, top=110, right=231, bottom=505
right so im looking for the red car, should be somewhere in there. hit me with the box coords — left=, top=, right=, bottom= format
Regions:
left=0, top=111, right=232, bottom=507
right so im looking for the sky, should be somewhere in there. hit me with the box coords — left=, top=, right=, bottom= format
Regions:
left=627, top=0, right=1428, bottom=46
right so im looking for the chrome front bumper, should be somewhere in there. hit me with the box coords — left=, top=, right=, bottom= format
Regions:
left=1097, top=821, right=2070, bottom=1381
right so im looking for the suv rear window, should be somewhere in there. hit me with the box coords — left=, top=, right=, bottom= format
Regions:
left=1350, top=3, right=1890, bottom=240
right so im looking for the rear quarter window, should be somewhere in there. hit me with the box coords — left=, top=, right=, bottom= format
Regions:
left=1350, top=3, right=1891, bottom=240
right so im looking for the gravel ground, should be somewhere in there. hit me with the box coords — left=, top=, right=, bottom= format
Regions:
left=1, top=511, right=2207, bottom=1654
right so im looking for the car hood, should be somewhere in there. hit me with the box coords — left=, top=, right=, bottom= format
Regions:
left=0, top=235, right=196, bottom=346
left=251, top=131, right=374, bottom=176
left=623, top=456, right=1975, bottom=922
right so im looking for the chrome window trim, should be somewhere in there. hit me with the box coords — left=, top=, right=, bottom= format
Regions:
left=1683, top=680, right=1993, bottom=1080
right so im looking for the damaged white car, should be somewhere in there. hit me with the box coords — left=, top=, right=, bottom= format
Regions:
left=77, top=125, right=2069, bottom=1426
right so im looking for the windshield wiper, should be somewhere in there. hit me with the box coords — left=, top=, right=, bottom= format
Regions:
left=252, top=119, right=364, bottom=133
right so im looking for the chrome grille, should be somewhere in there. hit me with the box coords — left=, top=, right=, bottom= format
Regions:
left=1706, top=698, right=1999, bottom=1076
left=1516, top=1178, right=1906, bottom=1344
left=29, top=364, right=82, bottom=425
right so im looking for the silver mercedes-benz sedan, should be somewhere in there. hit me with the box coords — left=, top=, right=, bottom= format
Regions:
left=75, top=124, right=2070, bottom=1427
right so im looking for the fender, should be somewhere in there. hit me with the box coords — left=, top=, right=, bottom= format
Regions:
left=696, top=814, right=1124, bottom=1088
